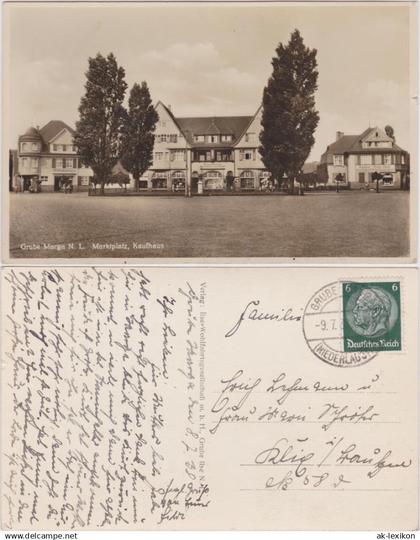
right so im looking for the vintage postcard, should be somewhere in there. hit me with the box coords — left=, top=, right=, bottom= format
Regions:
left=1, top=267, right=418, bottom=530
left=2, top=1, right=417, bottom=263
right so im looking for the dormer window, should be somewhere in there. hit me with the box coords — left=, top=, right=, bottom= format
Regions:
left=194, top=135, right=205, bottom=143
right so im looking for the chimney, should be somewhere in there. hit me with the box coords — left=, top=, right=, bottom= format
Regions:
left=336, top=131, right=344, bottom=141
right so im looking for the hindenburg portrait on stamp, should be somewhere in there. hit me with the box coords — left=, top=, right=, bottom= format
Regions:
left=351, top=287, right=392, bottom=337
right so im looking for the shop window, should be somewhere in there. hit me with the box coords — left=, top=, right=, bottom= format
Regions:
left=240, top=171, right=254, bottom=189
left=152, top=178, right=167, bottom=189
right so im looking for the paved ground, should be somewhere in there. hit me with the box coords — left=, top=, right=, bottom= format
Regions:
left=9, top=191, right=410, bottom=258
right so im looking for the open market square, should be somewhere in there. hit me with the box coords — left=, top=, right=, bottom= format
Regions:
left=9, top=190, right=410, bottom=259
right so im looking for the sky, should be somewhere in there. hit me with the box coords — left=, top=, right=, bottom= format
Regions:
left=5, top=2, right=414, bottom=161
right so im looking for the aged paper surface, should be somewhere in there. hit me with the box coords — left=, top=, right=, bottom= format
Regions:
left=1, top=267, right=417, bottom=530
left=2, top=1, right=417, bottom=263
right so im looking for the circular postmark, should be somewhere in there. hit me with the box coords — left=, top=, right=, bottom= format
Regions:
left=302, top=281, right=377, bottom=367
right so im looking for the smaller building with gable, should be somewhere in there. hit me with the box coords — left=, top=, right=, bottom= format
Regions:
left=318, top=127, right=409, bottom=190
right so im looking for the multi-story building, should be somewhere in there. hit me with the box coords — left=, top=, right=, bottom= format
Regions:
left=318, top=127, right=410, bottom=190
left=15, top=120, right=93, bottom=192
left=19, top=107, right=408, bottom=195
left=14, top=104, right=273, bottom=194
left=137, top=102, right=271, bottom=192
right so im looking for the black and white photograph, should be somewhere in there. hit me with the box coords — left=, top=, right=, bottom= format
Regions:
left=3, top=2, right=417, bottom=260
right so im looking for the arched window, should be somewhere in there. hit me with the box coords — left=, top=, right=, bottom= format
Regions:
left=172, top=171, right=185, bottom=191
left=203, top=171, right=223, bottom=190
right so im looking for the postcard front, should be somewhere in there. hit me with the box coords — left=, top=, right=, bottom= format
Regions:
left=2, top=1, right=417, bottom=263
left=1, top=267, right=417, bottom=530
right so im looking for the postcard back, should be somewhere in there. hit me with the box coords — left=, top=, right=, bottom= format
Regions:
left=1, top=267, right=418, bottom=530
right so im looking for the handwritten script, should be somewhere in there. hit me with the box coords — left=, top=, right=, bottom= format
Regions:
left=2, top=268, right=208, bottom=529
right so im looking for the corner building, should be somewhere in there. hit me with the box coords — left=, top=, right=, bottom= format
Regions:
left=16, top=121, right=94, bottom=192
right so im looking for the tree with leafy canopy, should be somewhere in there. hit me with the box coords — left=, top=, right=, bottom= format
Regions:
left=385, top=125, right=395, bottom=141
left=75, top=53, right=127, bottom=195
left=121, top=82, right=159, bottom=190
left=259, top=29, right=319, bottom=193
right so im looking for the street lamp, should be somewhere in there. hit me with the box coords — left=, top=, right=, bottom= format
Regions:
left=282, top=172, right=288, bottom=193
left=335, top=173, right=344, bottom=193
left=298, top=169, right=305, bottom=196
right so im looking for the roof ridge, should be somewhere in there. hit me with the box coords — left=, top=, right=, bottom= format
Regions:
left=175, top=115, right=253, bottom=120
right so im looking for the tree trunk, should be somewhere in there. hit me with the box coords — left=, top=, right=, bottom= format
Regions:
left=100, top=180, right=105, bottom=196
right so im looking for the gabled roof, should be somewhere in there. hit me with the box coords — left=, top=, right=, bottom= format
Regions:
left=39, top=120, right=75, bottom=143
left=234, top=104, right=262, bottom=147
left=326, top=135, right=360, bottom=155
left=155, top=101, right=186, bottom=135
left=176, top=115, right=252, bottom=146
left=321, top=127, right=406, bottom=164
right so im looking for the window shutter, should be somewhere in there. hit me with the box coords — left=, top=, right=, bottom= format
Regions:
left=63, top=159, right=66, bottom=169
left=73, top=158, right=77, bottom=168
left=52, top=158, right=56, bottom=169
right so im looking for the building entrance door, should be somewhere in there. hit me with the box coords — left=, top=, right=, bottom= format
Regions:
left=191, top=175, right=199, bottom=194
left=22, top=176, right=32, bottom=191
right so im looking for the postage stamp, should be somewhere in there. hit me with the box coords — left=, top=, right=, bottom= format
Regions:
left=302, top=282, right=377, bottom=368
left=342, top=281, right=401, bottom=352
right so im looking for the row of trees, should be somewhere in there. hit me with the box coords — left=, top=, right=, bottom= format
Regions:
left=74, top=53, right=158, bottom=194
left=75, top=30, right=320, bottom=195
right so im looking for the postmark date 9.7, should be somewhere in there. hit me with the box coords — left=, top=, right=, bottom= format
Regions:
left=315, top=318, right=343, bottom=332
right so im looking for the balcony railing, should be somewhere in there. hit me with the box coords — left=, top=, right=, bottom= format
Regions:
left=192, top=154, right=233, bottom=162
